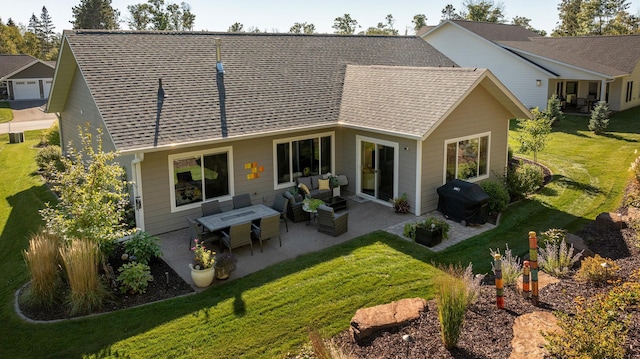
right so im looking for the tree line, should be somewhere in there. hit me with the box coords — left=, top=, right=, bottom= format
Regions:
left=1, top=0, right=639, bottom=61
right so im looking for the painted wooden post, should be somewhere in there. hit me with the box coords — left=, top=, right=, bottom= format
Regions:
left=528, top=231, right=539, bottom=306
left=494, top=253, right=504, bottom=309
left=522, top=260, right=530, bottom=299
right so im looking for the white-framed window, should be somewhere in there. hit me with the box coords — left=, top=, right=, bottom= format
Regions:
left=444, top=132, right=490, bottom=183
left=168, top=146, right=234, bottom=212
left=273, top=132, right=334, bottom=189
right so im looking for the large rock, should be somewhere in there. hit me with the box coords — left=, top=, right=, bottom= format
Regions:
left=510, top=311, right=561, bottom=359
left=565, top=233, right=594, bottom=258
left=350, top=297, right=427, bottom=341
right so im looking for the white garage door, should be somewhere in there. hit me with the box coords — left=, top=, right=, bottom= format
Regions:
left=43, top=80, right=53, bottom=99
left=13, top=80, right=41, bottom=100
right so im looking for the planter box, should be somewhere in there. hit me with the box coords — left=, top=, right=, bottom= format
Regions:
left=415, top=227, right=442, bottom=247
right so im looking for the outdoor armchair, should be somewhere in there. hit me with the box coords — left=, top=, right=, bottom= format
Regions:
left=316, top=204, right=348, bottom=237
left=283, top=191, right=310, bottom=223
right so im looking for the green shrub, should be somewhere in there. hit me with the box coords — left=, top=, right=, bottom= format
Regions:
left=588, top=101, right=610, bottom=135
left=629, top=153, right=640, bottom=184
left=123, top=231, right=162, bottom=265
left=39, top=122, right=60, bottom=147
left=59, top=239, right=107, bottom=316
left=35, top=145, right=65, bottom=172
left=538, top=240, right=583, bottom=278
left=435, top=275, right=469, bottom=350
left=489, top=244, right=522, bottom=286
left=539, top=228, right=567, bottom=247
left=507, top=162, right=543, bottom=200
left=21, top=231, right=63, bottom=308
left=479, top=180, right=510, bottom=215
left=576, top=254, right=619, bottom=285
left=546, top=94, right=565, bottom=125
left=403, top=217, right=450, bottom=240
left=117, top=262, right=153, bottom=295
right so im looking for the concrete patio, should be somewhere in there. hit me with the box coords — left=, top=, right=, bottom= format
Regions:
left=158, top=195, right=496, bottom=291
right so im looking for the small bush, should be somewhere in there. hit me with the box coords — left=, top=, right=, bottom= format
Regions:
left=22, top=231, right=63, bottom=308
left=629, top=152, right=640, bottom=184
left=588, top=101, right=610, bottom=134
left=546, top=94, right=565, bottom=125
left=39, top=122, right=60, bottom=147
left=538, top=240, right=583, bottom=278
left=391, top=193, right=410, bottom=214
left=479, top=180, right=510, bottom=215
left=507, top=162, right=543, bottom=200
left=59, top=239, right=107, bottom=316
left=123, top=231, right=162, bottom=265
left=35, top=145, right=65, bottom=172
left=575, top=254, right=620, bottom=285
left=435, top=275, right=469, bottom=350
left=117, top=262, right=153, bottom=295
left=489, top=244, right=522, bottom=286
left=539, top=228, right=567, bottom=247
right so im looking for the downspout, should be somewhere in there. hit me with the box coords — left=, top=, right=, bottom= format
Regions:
left=414, top=140, right=422, bottom=215
left=215, top=38, right=228, bottom=138
left=131, top=153, right=145, bottom=231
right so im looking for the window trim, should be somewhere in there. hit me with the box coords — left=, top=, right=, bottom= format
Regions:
left=272, top=131, right=335, bottom=190
left=168, top=146, right=234, bottom=213
left=626, top=81, right=634, bottom=103
left=443, top=132, right=491, bottom=184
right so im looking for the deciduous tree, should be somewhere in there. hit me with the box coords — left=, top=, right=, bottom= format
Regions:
left=412, top=14, right=427, bottom=33
left=127, top=0, right=195, bottom=31
left=227, top=22, right=243, bottom=32
left=332, top=13, right=359, bottom=34
left=364, top=14, right=398, bottom=35
left=512, top=16, right=547, bottom=36
left=461, top=0, right=505, bottom=23
left=516, top=109, right=552, bottom=164
left=290, top=22, right=315, bottom=34
left=71, top=0, right=120, bottom=29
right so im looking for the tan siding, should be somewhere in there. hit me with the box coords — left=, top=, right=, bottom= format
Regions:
left=141, top=129, right=339, bottom=234
left=420, top=83, right=511, bottom=214
left=619, top=62, right=640, bottom=112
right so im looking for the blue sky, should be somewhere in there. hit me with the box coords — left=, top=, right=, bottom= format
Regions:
left=5, top=0, right=640, bottom=35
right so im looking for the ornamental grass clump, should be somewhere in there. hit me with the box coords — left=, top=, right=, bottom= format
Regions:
left=59, top=239, right=108, bottom=316
left=435, top=274, right=469, bottom=350
left=538, top=239, right=583, bottom=278
left=489, top=244, right=522, bottom=286
left=22, top=231, right=62, bottom=308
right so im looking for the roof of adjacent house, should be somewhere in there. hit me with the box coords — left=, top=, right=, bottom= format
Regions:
left=0, top=54, right=39, bottom=78
left=424, top=20, right=640, bottom=78
left=340, top=66, right=529, bottom=139
left=49, top=30, right=460, bottom=152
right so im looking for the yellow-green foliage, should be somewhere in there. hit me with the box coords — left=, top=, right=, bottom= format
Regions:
left=22, top=231, right=62, bottom=308
left=59, top=239, right=107, bottom=316
left=575, top=254, right=620, bottom=285
left=544, top=269, right=640, bottom=359
left=435, top=274, right=469, bottom=350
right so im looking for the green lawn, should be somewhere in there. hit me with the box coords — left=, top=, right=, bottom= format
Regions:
left=0, top=108, right=638, bottom=358
left=0, top=101, right=12, bottom=123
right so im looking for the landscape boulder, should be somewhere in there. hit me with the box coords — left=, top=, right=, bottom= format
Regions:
left=349, top=297, right=427, bottom=342
left=595, top=212, right=625, bottom=231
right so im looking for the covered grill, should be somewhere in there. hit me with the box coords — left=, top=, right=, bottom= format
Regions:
left=436, top=179, right=489, bottom=226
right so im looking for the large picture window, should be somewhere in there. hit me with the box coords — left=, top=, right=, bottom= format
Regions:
left=169, top=147, right=233, bottom=210
left=274, top=133, right=333, bottom=187
left=445, top=133, right=490, bottom=182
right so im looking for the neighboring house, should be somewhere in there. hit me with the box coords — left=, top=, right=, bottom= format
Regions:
left=0, top=54, right=55, bottom=100
left=47, top=30, right=530, bottom=235
left=422, top=20, right=640, bottom=112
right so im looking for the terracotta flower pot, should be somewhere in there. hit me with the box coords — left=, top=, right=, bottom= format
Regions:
left=189, top=263, right=215, bottom=287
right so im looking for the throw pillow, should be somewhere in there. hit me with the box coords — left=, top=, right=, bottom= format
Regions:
left=318, top=179, right=330, bottom=190
left=298, top=183, right=310, bottom=196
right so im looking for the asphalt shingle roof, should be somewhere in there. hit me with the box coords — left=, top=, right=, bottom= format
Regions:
left=340, top=66, right=486, bottom=138
left=0, top=54, right=38, bottom=78
left=59, top=31, right=457, bottom=152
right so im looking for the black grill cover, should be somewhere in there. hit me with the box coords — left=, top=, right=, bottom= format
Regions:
left=437, top=179, right=489, bottom=225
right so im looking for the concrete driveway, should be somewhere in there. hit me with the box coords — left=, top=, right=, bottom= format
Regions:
left=0, top=100, right=57, bottom=134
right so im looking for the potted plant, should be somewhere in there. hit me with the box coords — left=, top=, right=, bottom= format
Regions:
left=189, top=239, right=216, bottom=287
left=303, top=198, right=325, bottom=212
left=390, top=193, right=410, bottom=214
left=403, top=216, right=450, bottom=247
left=214, top=252, right=238, bottom=280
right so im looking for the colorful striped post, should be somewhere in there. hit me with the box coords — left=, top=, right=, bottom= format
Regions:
left=494, top=253, right=504, bottom=309
left=528, top=231, right=539, bottom=306
left=522, top=260, right=531, bottom=299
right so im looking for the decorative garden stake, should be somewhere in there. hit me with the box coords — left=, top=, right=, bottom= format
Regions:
left=528, top=231, right=539, bottom=306
left=494, top=253, right=504, bottom=309
left=522, top=261, right=531, bottom=299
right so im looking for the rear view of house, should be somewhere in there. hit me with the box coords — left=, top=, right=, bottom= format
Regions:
left=47, top=31, right=530, bottom=235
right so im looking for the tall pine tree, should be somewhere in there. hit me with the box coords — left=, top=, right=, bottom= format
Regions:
left=71, top=0, right=120, bottom=29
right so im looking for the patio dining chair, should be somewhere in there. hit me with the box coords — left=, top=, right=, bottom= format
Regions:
left=186, top=217, right=220, bottom=250
left=271, top=195, right=289, bottom=232
left=233, top=193, right=252, bottom=209
left=202, top=200, right=223, bottom=216
left=221, top=221, right=253, bottom=255
left=251, top=213, right=282, bottom=252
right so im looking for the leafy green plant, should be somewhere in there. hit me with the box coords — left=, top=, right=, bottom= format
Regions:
left=506, top=161, right=543, bottom=200
left=539, top=228, right=567, bottom=247
left=304, top=198, right=325, bottom=211
left=576, top=254, right=620, bottom=285
left=515, top=110, right=552, bottom=163
left=588, top=101, right=610, bottom=135
left=123, top=231, right=162, bottom=265
left=59, top=239, right=107, bottom=316
left=390, top=193, right=410, bottom=214
left=39, top=122, right=60, bottom=147
left=35, top=145, right=65, bottom=172
left=479, top=180, right=510, bottom=215
left=538, top=239, right=582, bottom=277
left=628, top=151, right=640, bottom=184
left=489, top=244, right=522, bottom=286
left=21, top=231, right=63, bottom=308
left=435, top=274, right=469, bottom=350
left=546, top=94, right=565, bottom=125
left=117, top=262, right=153, bottom=295
left=214, top=252, right=238, bottom=274
left=404, top=217, right=450, bottom=240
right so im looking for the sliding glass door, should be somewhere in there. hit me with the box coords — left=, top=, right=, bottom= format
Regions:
left=357, top=136, right=398, bottom=202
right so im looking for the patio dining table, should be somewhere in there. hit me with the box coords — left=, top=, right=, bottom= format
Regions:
left=197, top=204, right=280, bottom=232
